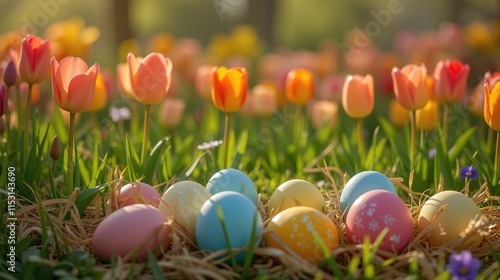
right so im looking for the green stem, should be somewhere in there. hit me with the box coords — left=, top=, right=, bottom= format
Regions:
left=442, top=103, right=449, bottom=142
left=357, top=118, right=365, bottom=167
left=294, top=105, right=302, bottom=147
left=140, top=104, right=151, bottom=165
left=409, top=110, right=416, bottom=171
left=131, top=102, right=139, bottom=137
left=494, top=131, right=500, bottom=185
left=67, top=112, right=75, bottom=196
left=15, top=84, right=22, bottom=128
left=487, top=127, right=494, bottom=155
left=223, top=112, right=231, bottom=168
left=91, top=112, right=100, bottom=142
left=23, top=83, right=33, bottom=166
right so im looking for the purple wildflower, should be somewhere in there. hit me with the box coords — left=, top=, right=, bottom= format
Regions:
left=446, top=251, right=481, bottom=280
left=460, top=166, right=478, bottom=180
left=428, top=148, right=436, bottom=159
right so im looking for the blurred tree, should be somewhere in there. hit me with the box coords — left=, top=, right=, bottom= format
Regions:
left=113, top=0, right=133, bottom=46
left=245, top=0, right=276, bottom=47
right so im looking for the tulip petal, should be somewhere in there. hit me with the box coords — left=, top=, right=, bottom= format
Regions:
left=32, top=41, right=51, bottom=83
left=134, top=53, right=169, bottom=104
left=18, top=38, right=35, bottom=81
left=66, top=63, right=99, bottom=113
left=58, top=57, right=90, bottom=92
left=51, top=57, right=65, bottom=109
left=127, top=53, right=143, bottom=89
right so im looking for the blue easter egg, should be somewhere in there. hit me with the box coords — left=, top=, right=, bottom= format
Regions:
left=195, top=191, right=264, bottom=263
left=339, top=171, right=397, bottom=218
left=206, top=168, right=258, bottom=205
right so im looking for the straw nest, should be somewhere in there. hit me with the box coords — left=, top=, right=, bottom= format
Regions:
left=10, top=166, right=500, bottom=280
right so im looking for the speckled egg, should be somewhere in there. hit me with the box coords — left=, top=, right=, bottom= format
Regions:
left=159, top=180, right=212, bottom=236
left=345, top=190, right=413, bottom=254
left=265, top=206, right=340, bottom=264
left=118, top=182, right=162, bottom=208
left=340, top=171, right=397, bottom=218
left=206, top=168, right=258, bottom=205
left=92, top=204, right=169, bottom=261
left=418, top=190, right=482, bottom=249
left=196, top=191, right=264, bottom=263
left=267, top=179, right=325, bottom=215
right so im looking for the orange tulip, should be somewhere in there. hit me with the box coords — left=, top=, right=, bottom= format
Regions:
left=342, top=74, right=374, bottom=118
left=484, top=81, right=500, bottom=131
left=416, top=100, right=439, bottom=131
left=51, top=56, right=100, bottom=113
left=195, top=64, right=217, bottom=100
left=433, top=59, right=470, bottom=103
left=87, top=74, right=107, bottom=112
left=18, top=35, right=51, bottom=84
left=128, top=52, right=173, bottom=105
left=285, top=68, right=314, bottom=105
left=250, top=84, right=278, bottom=117
left=388, top=99, right=410, bottom=128
left=391, top=64, right=429, bottom=110
left=211, top=66, right=248, bottom=113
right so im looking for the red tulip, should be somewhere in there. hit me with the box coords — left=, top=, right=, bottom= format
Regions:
left=17, top=35, right=51, bottom=84
left=433, top=59, right=470, bottom=103
left=51, top=56, right=100, bottom=113
left=128, top=52, right=173, bottom=105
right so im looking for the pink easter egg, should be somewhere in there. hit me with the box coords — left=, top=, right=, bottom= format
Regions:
left=345, top=190, right=413, bottom=254
left=118, top=182, right=162, bottom=208
left=92, top=204, right=169, bottom=261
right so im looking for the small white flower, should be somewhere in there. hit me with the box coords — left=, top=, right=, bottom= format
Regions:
left=382, top=214, right=395, bottom=226
left=109, top=106, right=131, bottom=122
left=390, top=234, right=401, bottom=244
left=197, top=140, right=223, bottom=150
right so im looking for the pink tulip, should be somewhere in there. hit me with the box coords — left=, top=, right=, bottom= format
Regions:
left=342, top=74, right=374, bottom=118
left=17, top=35, right=51, bottom=84
left=195, top=64, right=217, bottom=100
left=250, top=84, right=278, bottom=117
left=157, top=97, right=186, bottom=128
left=128, top=52, right=173, bottom=105
left=51, top=56, right=100, bottom=113
left=433, top=59, right=470, bottom=103
left=391, top=64, right=429, bottom=110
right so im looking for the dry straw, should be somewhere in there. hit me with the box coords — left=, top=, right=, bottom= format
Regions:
left=10, top=166, right=500, bottom=279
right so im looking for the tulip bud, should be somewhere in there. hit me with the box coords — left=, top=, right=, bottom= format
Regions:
left=309, top=100, right=338, bottom=130
left=157, top=97, right=186, bottom=128
left=0, top=84, right=7, bottom=117
left=250, top=84, right=277, bottom=117
left=50, top=135, right=62, bottom=161
left=3, top=60, right=18, bottom=88
left=484, top=81, right=500, bottom=131
left=342, top=74, right=374, bottom=118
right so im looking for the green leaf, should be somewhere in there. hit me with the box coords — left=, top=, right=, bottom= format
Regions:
left=147, top=251, right=165, bottom=280
left=125, top=135, right=141, bottom=181
left=177, top=152, right=206, bottom=181
left=448, top=127, right=475, bottom=161
left=143, top=136, right=170, bottom=184
left=75, top=182, right=108, bottom=216
left=435, top=126, right=454, bottom=190
left=379, top=117, right=410, bottom=175
left=312, top=233, right=343, bottom=279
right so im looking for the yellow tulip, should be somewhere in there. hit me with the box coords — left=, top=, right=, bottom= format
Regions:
left=87, top=74, right=107, bottom=112
left=388, top=99, right=409, bottom=128
left=484, top=82, right=500, bottom=131
left=416, top=100, right=439, bottom=131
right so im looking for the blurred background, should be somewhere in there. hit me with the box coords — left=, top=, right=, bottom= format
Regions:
left=1, top=0, right=498, bottom=68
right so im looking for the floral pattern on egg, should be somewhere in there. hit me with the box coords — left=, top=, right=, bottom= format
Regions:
left=265, top=206, right=339, bottom=264
left=345, top=190, right=413, bottom=254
